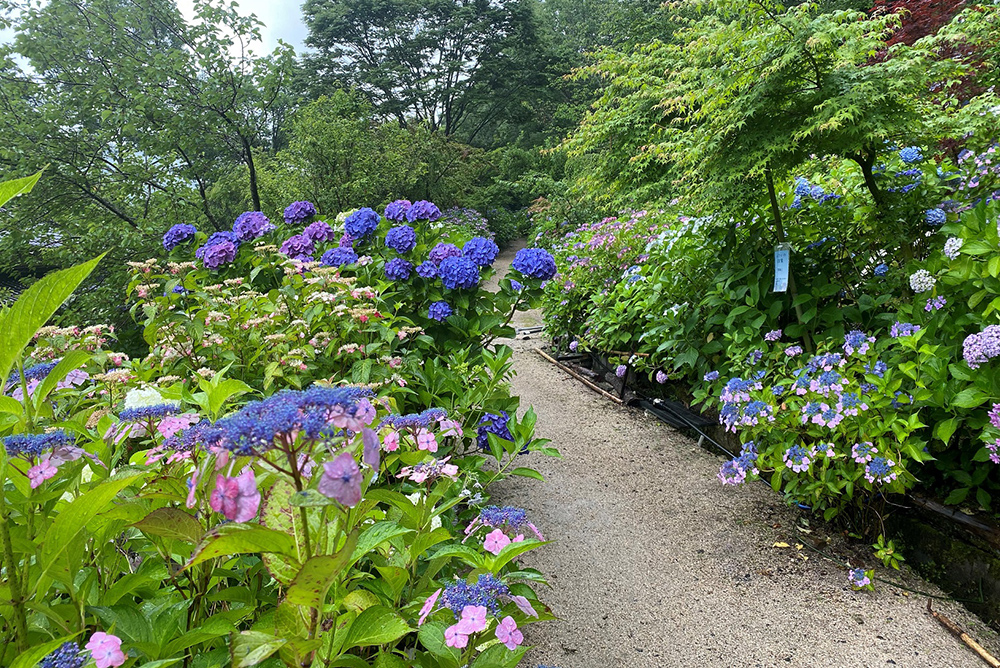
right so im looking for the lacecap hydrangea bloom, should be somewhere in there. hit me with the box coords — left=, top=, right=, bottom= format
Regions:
left=428, top=300, right=453, bottom=321
left=163, top=223, right=197, bottom=251
left=385, top=225, right=417, bottom=253
left=321, top=246, right=358, bottom=267
left=462, top=236, right=499, bottom=267
left=405, top=200, right=441, bottom=222
left=232, top=211, right=274, bottom=241
left=439, top=256, right=480, bottom=290
left=511, top=247, right=557, bottom=280
left=283, top=200, right=317, bottom=225
left=344, top=207, right=381, bottom=238
left=909, top=269, right=936, bottom=293
left=384, top=258, right=413, bottom=281
left=384, top=199, right=412, bottom=221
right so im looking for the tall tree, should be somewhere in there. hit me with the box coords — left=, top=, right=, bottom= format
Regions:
left=301, top=0, right=545, bottom=143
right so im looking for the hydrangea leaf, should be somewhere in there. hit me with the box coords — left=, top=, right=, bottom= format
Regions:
left=186, top=524, right=299, bottom=570
left=231, top=631, right=287, bottom=668
left=284, top=532, right=358, bottom=609
left=132, top=507, right=204, bottom=545
left=341, top=605, right=411, bottom=650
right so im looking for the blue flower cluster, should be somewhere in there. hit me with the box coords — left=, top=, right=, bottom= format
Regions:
left=428, top=300, right=453, bottom=321
left=476, top=411, right=513, bottom=451
left=416, top=261, right=438, bottom=278
left=283, top=200, right=317, bottom=225
left=3, top=430, right=76, bottom=458
left=512, top=248, right=557, bottom=280
left=39, top=642, right=84, bottom=668
left=384, top=199, right=412, bottom=221
left=899, top=146, right=923, bottom=164
left=345, top=207, right=381, bottom=238
left=442, top=573, right=510, bottom=616
left=405, top=200, right=441, bottom=222
left=462, top=236, right=499, bottom=267
left=385, top=225, right=417, bottom=253
left=379, top=408, right=448, bottom=431
left=925, top=208, right=947, bottom=225
left=874, top=263, right=889, bottom=276
left=479, top=505, right=529, bottom=529
left=163, top=223, right=197, bottom=251
left=6, top=360, right=58, bottom=389
left=120, top=404, right=180, bottom=423
left=233, top=211, right=274, bottom=241
left=384, top=258, right=413, bottom=281
left=321, top=246, right=358, bottom=267
left=196, top=231, right=240, bottom=269
left=186, top=386, right=374, bottom=456
left=439, top=256, right=480, bottom=290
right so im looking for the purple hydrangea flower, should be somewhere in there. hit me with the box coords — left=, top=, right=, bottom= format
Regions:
left=415, top=261, right=438, bottom=278
left=615, top=364, right=627, bottom=378
left=384, top=258, right=413, bottom=281
left=196, top=231, right=239, bottom=269
left=303, top=220, right=336, bottom=242
left=406, top=200, right=442, bottom=222
left=704, top=370, right=720, bottom=382
left=511, top=248, right=557, bottom=280
left=848, top=568, right=871, bottom=588
left=439, top=256, right=480, bottom=290
left=321, top=246, right=358, bottom=267
left=783, top=445, right=813, bottom=473
left=163, top=223, right=197, bottom=251
left=764, top=329, right=782, bottom=342
left=656, top=370, right=668, bottom=384
left=345, top=207, right=381, bottom=239
left=569, top=340, right=579, bottom=352
left=233, top=212, right=274, bottom=241
left=429, top=242, right=463, bottom=265
left=318, top=452, right=362, bottom=506
left=39, top=642, right=84, bottom=668
left=864, top=456, right=897, bottom=484
left=428, top=300, right=453, bottom=321
left=852, top=442, right=877, bottom=463
left=890, top=322, right=921, bottom=338
left=785, top=345, right=804, bottom=357
left=463, top=237, right=500, bottom=267
left=925, top=296, right=947, bottom=312
left=964, top=325, right=1000, bottom=369
left=280, top=234, right=315, bottom=261
left=384, top=199, right=412, bottom=221
left=284, top=200, right=317, bottom=225
left=843, top=330, right=874, bottom=356
left=385, top=225, right=417, bottom=253
left=476, top=411, right=513, bottom=452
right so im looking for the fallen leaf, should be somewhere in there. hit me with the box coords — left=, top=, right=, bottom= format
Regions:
left=773, top=542, right=790, bottom=548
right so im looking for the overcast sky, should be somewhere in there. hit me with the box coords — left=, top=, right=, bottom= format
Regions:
left=178, top=0, right=310, bottom=53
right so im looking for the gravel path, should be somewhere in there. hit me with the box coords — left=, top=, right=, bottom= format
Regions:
left=488, top=242, right=1000, bottom=668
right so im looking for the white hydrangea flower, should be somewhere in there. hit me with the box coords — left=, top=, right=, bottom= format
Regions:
left=909, top=269, right=937, bottom=293
left=122, top=386, right=169, bottom=410
left=944, top=237, right=963, bottom=260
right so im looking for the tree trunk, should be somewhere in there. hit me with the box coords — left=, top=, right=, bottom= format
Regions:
left=242, top=136, right=262, bottom=212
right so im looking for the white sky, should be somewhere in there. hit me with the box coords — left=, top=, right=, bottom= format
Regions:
left=177, top=0, right=309, bottom=54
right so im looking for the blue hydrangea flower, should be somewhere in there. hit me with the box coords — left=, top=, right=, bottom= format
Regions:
left=384, top=258, right=413, bottom=281
left=415, top=261, right=438, bottom=278
left=379, top=408, right=448, bottom=431
left=463, top=236, right=500, bottom=267
left=6, top=361, right=58, bottom=389
left=283, top=200, right=317, bottom=225
left=39, top=642, right=84, bottom=668
left=441, top=573, right=509, bottom=616
left=925, top=208, right=947, bottom=225
left=428, top=242, right=462, bottom=265
left=511, top=248, right=557, bottom=280
left=232, top=211, right=274, bottom=241
left=384, top=225, right=417, bottom=253
left=163, top=223, right=197, bottom=251
left=120, top=404, right=180, bottom=422
left=405, top=200, right=441, bottom=222
left=428, top=300, right=453, bottom=321
left=344, top=207, right=381, bottom=238
left=384, top=199, right=412, bottom=221
left=809, top=185, right=825, bottom=200
left=477, top=411, right=513, bottom=451
left=874, top=263, right=889, bottom=276
left=320, top=246, right=358, bottom=267
left=510, top=279, right=524, bottom=291
left=794, top=177, right=811, bottom=196
left=899, top=146, right=923, bottom=164
left=3, top=430, right=76, bottom=458
left=439, top=256, right=480, bottom=290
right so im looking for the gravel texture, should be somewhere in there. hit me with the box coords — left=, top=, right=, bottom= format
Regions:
left=487, top=242, right=1000, bottom=668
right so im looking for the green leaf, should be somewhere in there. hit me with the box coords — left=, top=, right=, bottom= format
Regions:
left=133, top=507, right=204, bottom=544
left=341, top=606, right=411, bottom=650
left=471, top=643, right=528, bottom=668
left=350, top=521, right=414, bottom=565
left=933, top=418, right=959, bottom=445
left=37, top=472, right=146, bottom=591
left=284, top=533, right=358, bottom=609
left=30, top=350, right=90, bottom=407
left=0, top=169, right=43, bottom=209
left=489, top=539, right=547, bottom=572
left=186, top=524, right=299, bottom=570
left=952, top=388, right=988, bottom=409
left=231, top=631, right=286, bottom=668
left=508, top=467, right=545, bottom=481
left=9, top=636, right=75, bottom=668
left=943, top=487, right=969, bottom=505
left=0, top=254, right=105, bottom=388
left=416, top=623, right=461, bottom=668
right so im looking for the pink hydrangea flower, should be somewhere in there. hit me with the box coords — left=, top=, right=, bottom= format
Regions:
left=157, top=412, right=201, bottom=438
left=510, top=595, right=538, bottom=618
left=28, top=458, right=58, bottom=488
left=209, top=469, right=261, bottom=522
left=86, top=632, right=126, bottom=668
left=318, top=452, right=362, bottom=506
left=383, top=430, right=400, bottom=452
left=186, top=470, right=199, bottom=508
left=444, top=625, right=469, bottom=648
left=483, top=528, right=511, bottom=555
left=495, top=616, right=523, bottom=651
left=454, top=605, right=487, bottom=634
left=418, top=588, right=442, bottom=626
left=416, top=428, right=438, bottom=453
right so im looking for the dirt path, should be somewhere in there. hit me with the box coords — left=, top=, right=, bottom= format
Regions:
left=488, top=242, right=1000, bottom=667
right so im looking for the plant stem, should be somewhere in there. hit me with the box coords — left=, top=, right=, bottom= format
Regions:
left=0, top=487, right=29, bottom=652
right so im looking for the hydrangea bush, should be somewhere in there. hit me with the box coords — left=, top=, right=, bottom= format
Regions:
left=0, top=180, right=560, bottom=667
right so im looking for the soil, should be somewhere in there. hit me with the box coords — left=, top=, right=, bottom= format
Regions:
left=487, top=241, right=1000, bottom=668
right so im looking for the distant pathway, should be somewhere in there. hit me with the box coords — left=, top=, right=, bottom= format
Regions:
left=489, top=242, right=999, bottom=667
